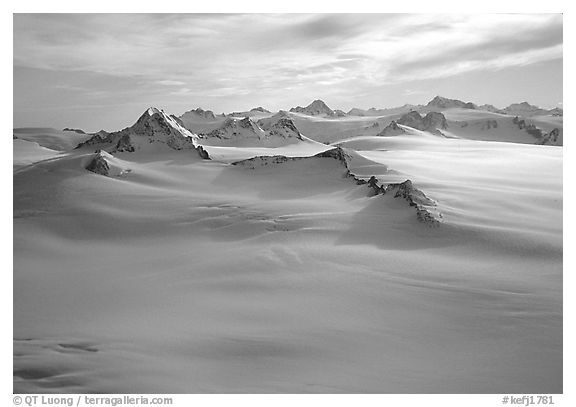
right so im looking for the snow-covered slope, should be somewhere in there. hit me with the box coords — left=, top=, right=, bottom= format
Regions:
left=228, top=107, right=273, bottom=118
left=347, top=104, right=420, bottom=117
left=178, top=108, right=226, bottom=134
left=234, top=147, right=441, bottom=226
left=503, top=102, right=553, bottom=117
left=13, top=138, right=62, bottom=170
left=13, top=128, right=94, bottom=151
left=439, top=108, right=563, bottom=145
left=13, top=97, right=562, bottom=394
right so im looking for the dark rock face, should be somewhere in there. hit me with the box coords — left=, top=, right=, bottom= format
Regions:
left=513, top=116, right=544, bottom=139
left=63, top=128, right=86, bottom=134
left=397, top=111, right=423, bottom=128
left=397, top=111, right=448, bottom=133
left=536, top=128, right=561, bottom=145
left=267, top=118, right=306, bottom=141
left=273, top=118, right=299, bottom=134
left=384, top=180, right=436, bottom=207
left=314, top=146, right=351, bottom=166
left=196, top=145, right=210, bottom=159
left=377, top=120, right=406, bottom=137
left=115, top=134, right=135, bottom=152
left=481, top=120, right=498, bottom=130
left=238, top=117, right=255, bottom=129
left=86, top=151, right=110, bottom=176
left=422, top=112, right=448, bottom=130
left=231, top=155, right=294, bottom=169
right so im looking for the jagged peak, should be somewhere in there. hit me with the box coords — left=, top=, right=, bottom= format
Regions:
left=146, top=107, right=162, bottom=116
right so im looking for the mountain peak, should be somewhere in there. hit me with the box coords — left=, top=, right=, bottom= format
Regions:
left=146, top=107, right=162, bottom=116
left=427, top=96, right=476, bottom=110
left=289, top=99, right=335, bottom=116
left=250, top=106, right=271, bottom=113
left=76, top=107, right=206, bottom=155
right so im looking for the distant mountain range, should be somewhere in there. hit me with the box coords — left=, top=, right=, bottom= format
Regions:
left=348, top=96, right=561, bottom=118
left=24, top=95, right=561, bottom=150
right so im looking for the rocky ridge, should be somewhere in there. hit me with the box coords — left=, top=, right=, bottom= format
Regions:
left=397, top=111, right=448, bottom=134
left=233, top=147, right=442, bottom=227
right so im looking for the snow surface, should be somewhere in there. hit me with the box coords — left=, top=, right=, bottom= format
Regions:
left=13, top=139, right=62, bottom=170
left=13, top=128, right=94, bottom=151
left=13, top=110, right=562, bottom=393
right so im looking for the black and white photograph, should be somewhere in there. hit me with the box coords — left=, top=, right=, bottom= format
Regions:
left=9, top=5, right=569, bottom=401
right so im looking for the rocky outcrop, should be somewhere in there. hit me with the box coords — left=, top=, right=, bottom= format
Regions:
left=397, top=111, right=448, bottom=133
left=115, top=133, right=135, bottom=152
left=376, top=121, right=406, bottom=137
left=231, top=155, right=295, bottom=169
left=201, top=117, right=266, bottom=141
left=180, top=107, right=216, bottom=120
left=536, top=128, right=562, bottom=146
left=422, top=111, right=448, bottom=130
left=86, top=150, right=110, bottom=176
left=196, top=145, right=210, bottom=159
left=232, top=147, right=442, bottom=227
left=512, top=116, right=543, bottom=138
left=481, top=120, right=498, bottom=130
left=397, top=111, right=425, bottom=129
left=266, top=118, right=307, bottom=141
left=63, top=128, right=86, bottom=134
left=360, top=176, right=441, bottom=226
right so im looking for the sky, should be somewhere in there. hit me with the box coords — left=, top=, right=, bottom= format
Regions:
left=13, top=13, right=563, bottom=131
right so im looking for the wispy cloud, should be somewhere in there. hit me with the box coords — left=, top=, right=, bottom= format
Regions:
left=13, top=13, right=563, bottom=129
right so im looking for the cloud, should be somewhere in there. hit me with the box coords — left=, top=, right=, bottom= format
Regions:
left=14, top=14, right=562, bottom=83
left=156, top=80, right=187, bottom=86
left=13, top=13, right=563, bottom=126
